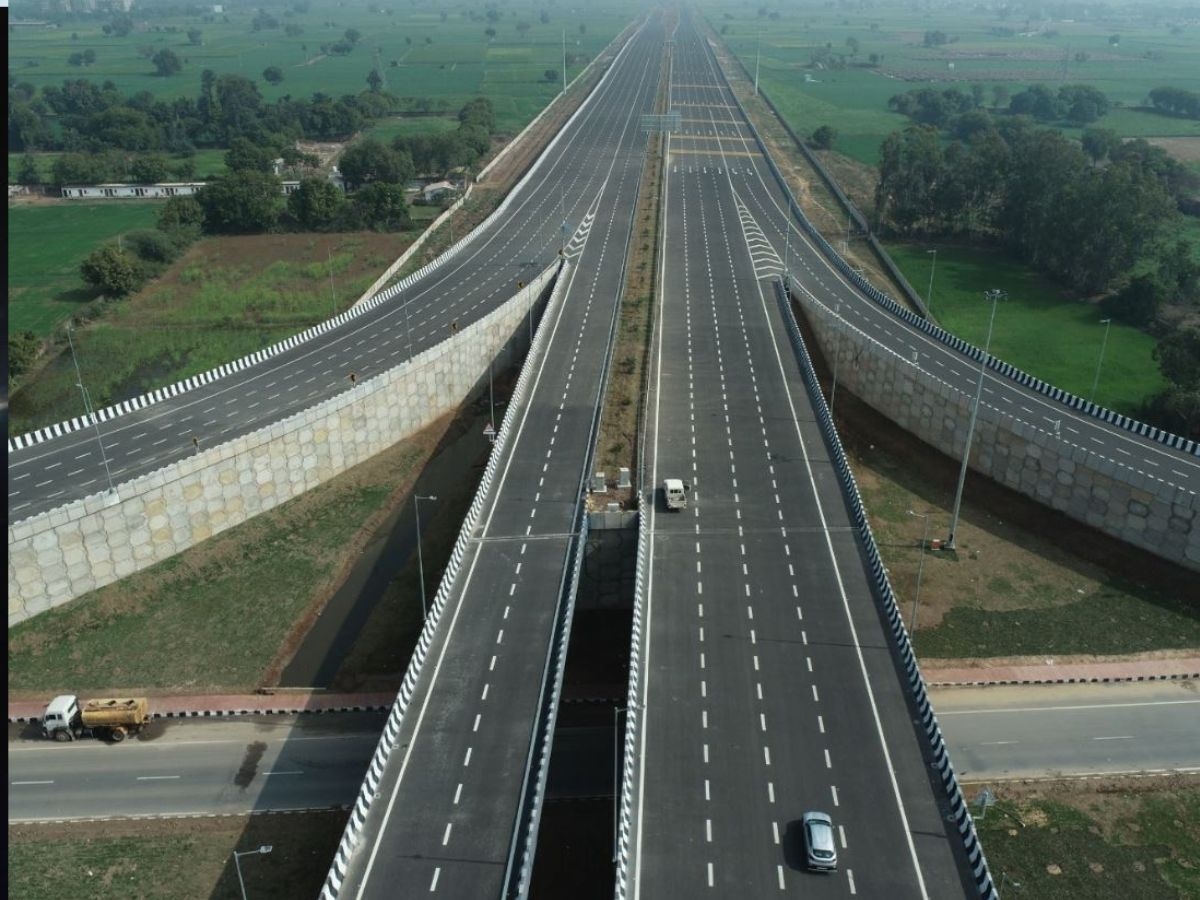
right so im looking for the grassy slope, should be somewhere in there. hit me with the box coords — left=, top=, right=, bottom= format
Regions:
left=8, top=201, right=160, bottom=337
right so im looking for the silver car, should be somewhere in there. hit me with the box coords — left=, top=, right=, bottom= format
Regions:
left=802, top=810, right=838, bottom=871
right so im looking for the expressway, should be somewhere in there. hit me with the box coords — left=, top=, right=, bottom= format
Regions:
left=330, top=18, right=664, bottom=900
left=7, top=22, right=639, bottom=525
left=934, top=682, right=1200, bottom=782
left=671, top=14, right=1200, bottom=508
left=7, top=713, right=385, bottom=823
left=626, top=16, right=971, bottom=898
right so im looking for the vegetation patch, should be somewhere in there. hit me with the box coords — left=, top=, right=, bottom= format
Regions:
left=8, top=811, right=348, bottom=900
left=975, top=778, right=1200, bottom=899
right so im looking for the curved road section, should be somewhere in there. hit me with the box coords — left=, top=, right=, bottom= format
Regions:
left=625, top=17, right=976, bottom=898
left=330, top=18, right=664, bottom=900
left=9, top=20, right=644, bottom=526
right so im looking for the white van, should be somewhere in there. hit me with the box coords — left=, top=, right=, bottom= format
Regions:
left=662, top=478, right=689, bottom=511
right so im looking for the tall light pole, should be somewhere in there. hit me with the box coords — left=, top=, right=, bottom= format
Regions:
left=830, top=303, right=842, bottom=413
left=1089, top=318, right=1112, bottom=402
left=66, top=324, right=117, bottom=496
left=925, top=248, right=937, bottom=315
left=327, top=247, right=336, bottom=313
left=906, top=510, right=930, bottom=648
left=561, top=28, right=567, bottom=95
left=753, top=29, right=761, bottom=96
left=414, top=494, right=437, bottom=618
left=232, top=845, right=272, bottom=900
left=946, top=289, right=1006, bottom=550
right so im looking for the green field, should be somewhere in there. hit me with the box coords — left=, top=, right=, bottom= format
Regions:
left=364, top=113, right=460, bottom=144
left=7, top=232, right=398, bottom=435
left=886, top=243, right=1169, bottom=414
left=8, top=201, right=160, bottom=337
left=8, top=1, right=638, bottom=134
left=703, top=2, right=1200, bottom=165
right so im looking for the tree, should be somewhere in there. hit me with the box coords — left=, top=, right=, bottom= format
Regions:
left=69, top=52, right=85, bottom=67
left=544, top=68, right=558, bottom=83
left=810, top=125, right=837, bottom=149
left=845, top=36, right=859, bottom=56
left=80, top=245, right=143, bottom=296
left=344, top=28, right=362, bottom=45
left=187, top=28, right=203, bottom=46
left=196, top=171, right=283, bottom=233
left=129, top=153, right=170, bottom=183
left=51, top=152, right=111, bottom=186
left=287, top=177, right=345, bottom=230
left=367, top=69, right=383, bottom=93
left=1100, top=274, right=1164, bottom=326
left=1155, top=328, right=1200, bottom=389
left=540, top=10, right=550, bottom=24
left=83, top=49, right=96, bottom=66
left=485, top=27, right=496, bottom=39
left=157, top=195, right=204, bottom=233
left=263, top=65, right=285, bottom=85
left=225, top=136, right=278, bottom=173
left=339, top=138, right=413, bottom=189
left=1108, top=34, right=1120, bottom=46
left=351, top=181, right=411, bottom=231
left=16, top=154, right=41, bottom=186
left=1080, top=127, right=1120, bottom=165
left=8, top=331, right=43, bottom=379
left=152, top=49, right=183, bottom=77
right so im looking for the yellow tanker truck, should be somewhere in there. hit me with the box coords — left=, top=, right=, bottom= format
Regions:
left=41, top=695, right=150, bottom=743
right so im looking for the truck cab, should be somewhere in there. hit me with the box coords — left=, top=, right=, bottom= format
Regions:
left=662, top=478, right=689, bottom=511
left=42, top=695, right=82, bottom=742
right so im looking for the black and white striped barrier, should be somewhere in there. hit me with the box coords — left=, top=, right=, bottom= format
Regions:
left=319, top=260, right=571, bottom=900
left=614, top=490, right=650, bottom=900
left=774, top=279, right=999, bottom=900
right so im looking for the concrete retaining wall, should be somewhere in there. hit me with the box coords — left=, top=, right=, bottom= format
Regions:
left=800, top=293, right=1200, bottom=571
left=8, top=265, right=558, bottom=627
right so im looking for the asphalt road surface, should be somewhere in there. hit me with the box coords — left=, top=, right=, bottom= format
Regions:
left=626, top=15, right=973, bottom=899
left=332, top=18, right=664, bottom=900
left=7, top=713, right=385, bottom=823
left=933, top=681, right=1200, bottom=782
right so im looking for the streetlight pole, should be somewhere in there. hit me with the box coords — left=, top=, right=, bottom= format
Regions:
left=754, top=29, right=761, bottom=96
left=327, top=247, right=336, bottom=313
left=1089, top=318, right=1112, bottom=403
left=925, top=249, right=937, bottom=315
left=906, top=510, right=930, bottom=648
left=946, top=289, right=1005, bottom=550
left=414, top=494, right=437, bottom=618
left=830, top=303, right=842, bottom=413
left=232, top=845, right=272, bottom=900
left=66, top=324, right=117, bottom=496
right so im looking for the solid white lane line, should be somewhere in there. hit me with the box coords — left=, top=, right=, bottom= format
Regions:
left=136, top=775, right=180, bottom=781
left=430, top=867, right=440, bottom=891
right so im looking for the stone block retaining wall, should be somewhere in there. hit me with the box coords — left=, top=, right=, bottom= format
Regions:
left=8, top=265, right=557, bottom=626
left=800, top=294, right=1200, bottom=571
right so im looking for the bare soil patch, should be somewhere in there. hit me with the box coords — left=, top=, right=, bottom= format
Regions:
left=1147, top=136, right=1200, bottom=163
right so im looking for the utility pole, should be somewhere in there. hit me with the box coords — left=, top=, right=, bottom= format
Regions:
left=925, top=248, right=937, bottom=315
left=66, top=324, right=117, bottom=497
left=562, top=29, right=567, bottom=95
left=1089, top=318, right=1113, bottom=403
left=946, top=289, right=1005, bottom=550
left=754, top=29, right=761, bottom=96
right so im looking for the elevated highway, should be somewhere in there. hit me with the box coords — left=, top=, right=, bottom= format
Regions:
left=622, top=16, right=975, bottom=898
left=324, top=18, right=665, bottom=899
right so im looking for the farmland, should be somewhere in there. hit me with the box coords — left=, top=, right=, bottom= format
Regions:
left=8, top=201, right=160, bottom=337
left=7, top=0, right=638, bottom=133
left=703, top=2, right=1200, bottom=166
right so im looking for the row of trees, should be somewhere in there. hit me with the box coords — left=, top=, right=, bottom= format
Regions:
left=391, top=97, right=497, bottom=178
left=1148, top=86, right=1200, bottom=120
left=874, top=119, right=1196, bottom=295
left=8, top=72, right=404, bottom=158
left=888, top=82, right=1111, bottom=129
